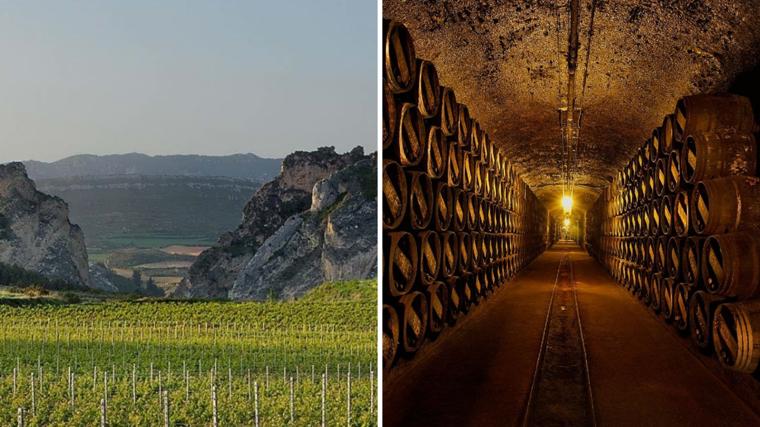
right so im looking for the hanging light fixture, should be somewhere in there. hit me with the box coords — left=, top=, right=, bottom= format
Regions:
left=561, top=193, right=573, bottom=214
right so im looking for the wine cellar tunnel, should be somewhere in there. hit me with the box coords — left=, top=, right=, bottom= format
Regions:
left=382, top=1, right=760, bottom=426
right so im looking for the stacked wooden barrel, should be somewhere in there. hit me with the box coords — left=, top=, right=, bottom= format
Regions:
left=382, top=20, right=550, bottom=369
left=586, top=94, right=760, bottom=374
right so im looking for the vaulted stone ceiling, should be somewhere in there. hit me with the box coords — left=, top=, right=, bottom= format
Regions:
left=384, top=0, right=760, bottom=212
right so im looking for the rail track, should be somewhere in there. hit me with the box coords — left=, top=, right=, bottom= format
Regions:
left=523, top=251, right=596, bottom=427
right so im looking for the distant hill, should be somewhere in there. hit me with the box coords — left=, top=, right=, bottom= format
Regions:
left=36, top=175, right=261, bottom=251
left=24, top=153, right=282, bottom=181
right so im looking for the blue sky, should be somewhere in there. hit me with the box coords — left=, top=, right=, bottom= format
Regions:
left=0, top=1, right=377, bottom=161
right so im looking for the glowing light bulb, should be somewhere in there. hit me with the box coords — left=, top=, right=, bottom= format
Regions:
left=563, top=217, right=571, bottom=227
left=561, top=195, right=573, bottom=213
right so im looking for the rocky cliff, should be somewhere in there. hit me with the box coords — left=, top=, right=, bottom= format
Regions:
left=0, top=162, right=92, bottom=287
left=174, top=146, right=376, bottom=300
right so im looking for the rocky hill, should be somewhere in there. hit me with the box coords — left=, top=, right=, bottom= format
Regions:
left=0, top=163, right=92, bottom=288
left=173, top=146, right=376, bottom=300
left=25, top=153, right=282, bottom=181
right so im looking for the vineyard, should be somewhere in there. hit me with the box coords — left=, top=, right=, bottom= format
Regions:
left=0, top=280, right=377, bottom=426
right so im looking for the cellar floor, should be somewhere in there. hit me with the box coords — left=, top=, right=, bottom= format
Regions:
left=383, top=242, right=760, bottom=427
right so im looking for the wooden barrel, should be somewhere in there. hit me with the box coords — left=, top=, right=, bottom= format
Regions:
left=661, top=277, right=677, bottom=322
left=395, top=103, right=426, bottom=167
left=636, top=238, right=645, bottom=268
left=667, top=150, right=682, bottom=194
left=473, top=160, right=485, bottom=196
left=425, top=281, right=448, bottom=335
left=424, top=126, right=448, bottom=179
left=660, top=195, right=674, bottom=236
left=440, top=231, right=458, bottom=279
left=457, top=104, right=472, bottom=149
left=667, top=237, right=684, bottom=280
left=452, top=188, right=466, bottom=232
left=382, top=82, right=398, bottom=150
left=470, top=232, right=482, bottom=270
left=385, top=231, right=418, bottom=297
left=649, top=200, right=660, bottom=236
left=408, top=171, right=433, bottom=230
left=649, top=131, right=661, bottom=164
left=642, top=205, right=651, bottom=237
left=461, top=151, right=474, bottom=191
left=713, top=300, right=760, bottom=373
left=478, top=133, right=489, bottom=172
left=469, top=120, right=482, bottom=157
left=458, top=273, right=474, bottom=313
left=674, top=189, right=691, bottom=237
left=497, top=260, right=507, bottom=284
left=446, top=139, right=462, bottom=187
left=622, top=192, right=631, bottom=214
left=492, top=149, right=502, bottom=179
left=639, top=268, right=652, bottom=304
left=483, top=134, right=495, bottom=169
left=655, top=236, right=668, bottom=274
left=399, top=291, right=428, bottom=353
left=635, top=182, right=645, bottom=209
left=691, top=176, right=760, bottom=235
left=624, top=162, right=634, bottom=189
left=643, top=171, right=655, bottom=203
left=476, top=270, right=490, bottom=297
left=643, top=138, right=654, bottom=167
left=382, top=160, right=408, bottom=230
left=416, top=59, right=441, bottom=118
left=457, top=232, right=472, bottom=274
left=382, top=304, right=400, bottom=369
left=635, top=146, right=646, bottom=178
left=682, top=236, right=706, bottom=288
left=467, top=271, right=482, bottom=304
left=465, top=192, right=479, bottom=231
left=418, top=230, right=441, bottom=287
left=661, top=114, right=676, bottom=155
left=702, top=233, right=760, bottom=298
left=682, top=132, right=756, bottom=185
left=383, top=20, right=416, bottom=94
left=654, top=156, right=668, bottom=198
left=674, top=282, right=691, bottom=333
left=438, top=87, right=459, bottom=136
left=477, top=198, right=487, bottom=232
left=434, top=182, right=453, bottom=232
left=481, top=233, right=492, bottom=265
left=650, top=273, right=663, bottom=312
left=494, top=208, right=504, bottom=234
left=487, top=267, right=498, bottom=292
left=444, top=276, right=462, bottom=322
left=689, top=290, right=725, bottom=352
left=633, top=207, right=642, bottom=236
left=674, top=94, right=755, bottom=143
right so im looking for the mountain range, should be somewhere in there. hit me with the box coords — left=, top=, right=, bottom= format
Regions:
left=24, top=153, right=282, bottom=181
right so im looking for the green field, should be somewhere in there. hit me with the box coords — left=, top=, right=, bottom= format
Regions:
left=36, top=175, right=260, bottom=252
left=91, top=234, right=218, bottom=252
left=0, top=280, right=377, bottom=426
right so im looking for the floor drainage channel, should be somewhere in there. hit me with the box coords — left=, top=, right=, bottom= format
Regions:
left=523, top=254, right=596, bottom=427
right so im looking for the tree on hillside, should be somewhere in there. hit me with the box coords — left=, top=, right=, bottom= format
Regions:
left=144, top=276, right=164, bottom=297
left=132, top=270, right=142, bottom=288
